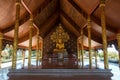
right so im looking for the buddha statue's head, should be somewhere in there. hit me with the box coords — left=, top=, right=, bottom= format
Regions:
left=58, top=39, right=62, bottom=43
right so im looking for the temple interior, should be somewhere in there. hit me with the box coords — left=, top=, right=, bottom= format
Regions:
left=0, top=0, right=120, bottom=80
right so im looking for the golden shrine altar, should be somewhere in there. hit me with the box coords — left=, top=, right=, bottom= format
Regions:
left=50, top=24, right=69, bottom=60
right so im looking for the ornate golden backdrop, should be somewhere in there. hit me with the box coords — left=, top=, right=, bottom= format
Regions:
left=43, top=24, right=77, bottom=55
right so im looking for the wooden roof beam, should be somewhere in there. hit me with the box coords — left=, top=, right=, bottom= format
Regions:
left=84, top=28, right=102, bottom=44
left=68, top=0, right=117, bottom=33
left=68, top=0, right=87, bottom=22
left=2, top=12, right=29, bottom=33
left=92, top=15, right=117, bottom=33
left=67, top=0, right=88, bottom=30
left=60, top=10, right=81, bottom=33
left=39, top=11, right=59, bottom=38
left=21, top=0, right=53, bottom=16
left=18, top=27, right=37, bottom=43
left=43, top=20, right=59, bottom=39
left=2, top=0, right=52, bottom=34
left=3, top=35, right=14, bottom=41
left=60, top=14, right=80, bottom=37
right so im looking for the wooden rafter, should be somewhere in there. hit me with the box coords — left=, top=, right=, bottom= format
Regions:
left=60, top=10, right=81, bottom=33
left=68, top=0, right=87, bottom=19
left=92, top=15, right=117, bottom=33
left=2, top=0, right=52, bottom=34
left=18, top=27, right=37, bottom=43
left=84, top=27, right=102, bottom=44
left=60, top=14, right=80, bottom=37
left=68, top=0, right=117, bottom=34
left=39, top=11, right=59, bottom=38
left=2, top=12, right=29, bottom=33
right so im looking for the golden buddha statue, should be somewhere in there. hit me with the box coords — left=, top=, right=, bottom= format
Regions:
left=56, top=39, right=64, bottom=49
left=50, top=24, right=69, bottom=52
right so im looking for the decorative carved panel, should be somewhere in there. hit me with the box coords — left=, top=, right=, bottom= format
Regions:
left=43, top=24, right=77, bottom=55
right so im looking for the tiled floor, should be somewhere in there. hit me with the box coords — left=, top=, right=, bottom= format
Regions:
left=0, top=59, right=120, bottom=80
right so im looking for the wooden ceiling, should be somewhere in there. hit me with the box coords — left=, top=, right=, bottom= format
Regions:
left=0, top=0, right=120, bottom=49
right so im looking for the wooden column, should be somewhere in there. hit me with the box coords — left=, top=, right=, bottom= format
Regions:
left=87, top=15, right=92, bottom=69
left=95, top=49, right=98, bottom=69
left=40, top=39, right=43, bottom=60
left=0, top=32, right=3, bottom=68
left=117, top=33, right=120, bottom=68
left=36, top=30, right=39, bottom=67
left=39, top=49, right=42, bottom=61
left=100, top=0, right=108, bottom=69
left=81, top=29, right=84, bottom=68
left=12, top=0, right=20, bottom=69
left=77, top=39, right=80, bottom=61
left=22, top=49, right=25, bottom=68
left=28, top=15, right=33, bottom=69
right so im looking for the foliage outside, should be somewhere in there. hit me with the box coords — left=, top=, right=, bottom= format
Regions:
left=98, top=50, right=119, bottom=63
left=1, top=44, right=37, bottom=63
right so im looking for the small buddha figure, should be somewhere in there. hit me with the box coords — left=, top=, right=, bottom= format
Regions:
left=56, top=39, right=64, bottom=49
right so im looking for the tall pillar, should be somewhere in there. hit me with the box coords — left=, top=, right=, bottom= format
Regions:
left=12, top=0, right=20, bottom=69
left=100, top=0, right=108, bottom=69
left=40, top=39, right=43, bottom=60
left=87, top=15, right=92, bottom=69
left=77, top=39, right=80, bottom=61
left=81, top=29, right=84, bottom=68
left=28, top=14, right=33, bottom=69
left=95, top=49, right=98, bottom=69
left=0, top=32, right=3, bottom=68
left=22, top=49, right=25, bottom=68
left=117, top=33, right=120, bottom=68
left=36, top=30, right=39, bottom=67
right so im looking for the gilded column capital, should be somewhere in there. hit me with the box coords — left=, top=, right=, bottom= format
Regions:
left=80, top=29, right=83, bottom=35
left=100, top=0, right=105, bottom=7
left=100, top=0, right=105, bottom=4
left=87, top=15, right=91, bottom=29
left=15, top=0, right=21, bottom=5
left=29, top=15, right=33, bottom=29
left=29, top=14, right=33, bottom=21
left=37, top=30, right=40, bottom=35
left=87, top=15, right=91, bottom=22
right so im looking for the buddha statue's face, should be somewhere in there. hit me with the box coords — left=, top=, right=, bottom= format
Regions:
left=56, top=39, right=64, bottom=49
left=58, top=39, right=62, bottom=43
